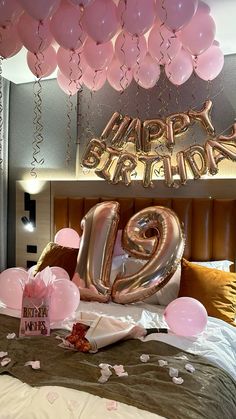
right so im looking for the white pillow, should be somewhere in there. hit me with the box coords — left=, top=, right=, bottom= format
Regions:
left=145, top=264, right=181, bottom=306
left=111, top=256, right=181, bottom=306
left=110, top=254, right=129, bottom=284
left=190, top=260, right=233, bottom=272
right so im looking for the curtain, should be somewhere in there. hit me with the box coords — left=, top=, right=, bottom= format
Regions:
left=0, top=77, right=10, bottom=271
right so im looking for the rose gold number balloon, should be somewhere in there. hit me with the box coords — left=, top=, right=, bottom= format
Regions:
left=76, top=201, right=120, bottom=296
left=112, top=206, right=185, bottom=304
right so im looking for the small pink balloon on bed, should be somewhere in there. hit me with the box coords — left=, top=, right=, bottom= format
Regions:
left=50, top=279, right=80, bottom=322
left=0, top=268, right=28, bottom=310
left=164, top=297, right=208, bottom=337
left=54, top=228, right=80, bottom=249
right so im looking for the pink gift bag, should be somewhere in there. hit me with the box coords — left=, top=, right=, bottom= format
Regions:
left=19, top=268, right=54, bottom=337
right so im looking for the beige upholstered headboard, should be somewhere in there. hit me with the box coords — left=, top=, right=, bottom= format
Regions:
left=54, top=197, right=236, bottom=265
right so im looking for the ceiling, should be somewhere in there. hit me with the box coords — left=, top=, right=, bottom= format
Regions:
left=2, top=0, right=236, bottom=84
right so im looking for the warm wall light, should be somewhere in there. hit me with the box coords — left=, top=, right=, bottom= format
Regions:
left=21, top=216, right=34, bottom=232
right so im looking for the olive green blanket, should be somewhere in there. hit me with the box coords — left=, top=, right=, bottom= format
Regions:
left=0, top=314, right=235, bottom=418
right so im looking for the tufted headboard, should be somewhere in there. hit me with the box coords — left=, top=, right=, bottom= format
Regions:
left=54, top=197, right=236, bottom=265
left=15, top=180, right=236, bottom=270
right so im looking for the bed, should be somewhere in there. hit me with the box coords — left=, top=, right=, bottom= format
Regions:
left=1, top=195, right=236, bottom=418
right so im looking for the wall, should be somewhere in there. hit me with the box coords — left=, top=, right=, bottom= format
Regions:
left=8, top=54, right=236, bottom=266
left=8, top=80, right=77, bottom=266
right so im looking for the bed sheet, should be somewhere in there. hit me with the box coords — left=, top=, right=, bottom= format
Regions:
left=0, top=301, right=235, bottom=419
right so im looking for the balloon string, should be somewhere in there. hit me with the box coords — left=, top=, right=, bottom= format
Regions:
left=146, top=89, right=150, bottom=120
left=118, top=31, right=127, bottom=111
left=190, top=58, right=198, bottom=105
left=189, top=57, right=224, bottom=113
left=89, top=89, right=95, bottom=135
left=75, top=50, right=83, bottom=91
left=76, top=11, right=83, bottom=87
left=188, top=70, right=197, bottom=144
left=91, top=69, right=98, bottom=92
left=65, top=93, right=73, bottom=164
left=84, top=88, right=92, bottom=141
left=0, top=56, right=3, bottom=172
left=76, top=87, right=82, bottom=146
left=73, top=9, right=84, bottom=148
left=157, top=2, right=168, bottom=118
left=30, top=21, right=45, bottom=177
left=206, top=79, right=212, bottom=101
left=35, top=21, right=44, bottom=77
left=119, top=0, right=129, bottom=104
left=31, top=77, right=44, bottom=178
left=135, top=35, right=141, bottom=119
left=170, top=32, right=180, bottom=113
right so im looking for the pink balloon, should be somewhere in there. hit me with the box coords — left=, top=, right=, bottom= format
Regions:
left=49, top=266, right=70, bottom=281
left=57, top=46, right=86, bottom=80
left=84, top=38, right=113, bottom=70
left=57, top=70, right=81, bottom=95
left=28, top=265, right=37, bottom=275
left=107, top=58, right=133, bottom=91
left=54, top=227, right=80, bottom=248
left=27, top=45, right=57, bottom=78
left=179, top=8, right=216, bottom=56
left=115, top=31, right=147, bottom=70
left=83, top=67, right=106, bottom=91
left=0, top=25, right=22, bottom=58
left=0, top=268, right=28, bottom=310
left=134, top=54, right=160, bottom=89
left=0, top=0, right=23, bottom=28
left=155, top=0, right=198, bottom=32
left=50, top=279, right=80, bottom=321
left=69, top=0, right=95, bottom=7
left=83, top=0, right=119, bottom=44
left=165, top=48, right=193, bottom=85
left=18, top=12, right=52, bottom=53
left=164, top=297, right=208, bottom=336
left=50, top=1, right=86, bottom=50
left=118, top=0, right=156, bottom=36
left=197, top=0, right=210, bottom=14
left=194, top=45, right=224, bottom=81
left=148, top=22, right=182, bottom=65
left=18, top=0, right=60, bottom=21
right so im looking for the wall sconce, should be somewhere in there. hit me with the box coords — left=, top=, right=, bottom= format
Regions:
left=21, top=192, right=36, bottom=232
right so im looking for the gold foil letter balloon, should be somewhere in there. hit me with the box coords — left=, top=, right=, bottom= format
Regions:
left=112, top=206, right=185, bottom=304
left=76, top=201, right=120, bottom=297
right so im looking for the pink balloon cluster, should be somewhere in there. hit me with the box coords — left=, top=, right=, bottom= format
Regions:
left=0, top=266, right=80, bottom=322
left=0, top=0, right=224, bottom=92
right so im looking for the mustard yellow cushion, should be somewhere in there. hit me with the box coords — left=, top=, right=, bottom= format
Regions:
left=179, top=259, right=236, bottom=325
left=35, top=242, right=79, bottom=279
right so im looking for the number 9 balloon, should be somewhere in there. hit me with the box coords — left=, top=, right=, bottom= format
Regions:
left=111, top=206, right=185, bottom=304
left=76, top=202, right=185, bottom=304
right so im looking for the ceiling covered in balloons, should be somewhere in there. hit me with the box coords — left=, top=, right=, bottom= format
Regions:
left=1, top=0, right=235, bottom=89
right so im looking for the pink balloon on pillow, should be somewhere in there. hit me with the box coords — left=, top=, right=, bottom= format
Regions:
left=54, top=228, right=80, bottom=249
left=113, top=230, right=126, bottom=257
